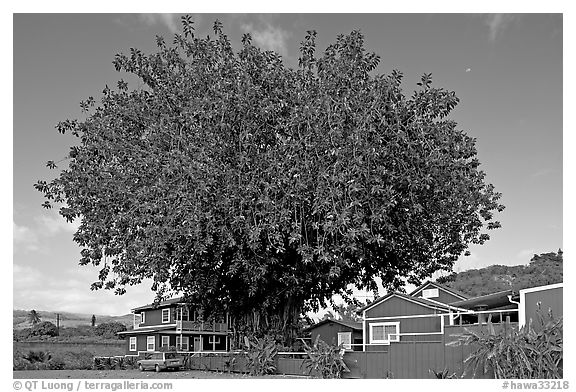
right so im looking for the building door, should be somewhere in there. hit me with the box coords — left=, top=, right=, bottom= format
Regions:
left=194, top=337, right=202, bottom=352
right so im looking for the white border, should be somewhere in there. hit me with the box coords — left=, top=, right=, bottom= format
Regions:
left=369, top=321, right=400, bottom=344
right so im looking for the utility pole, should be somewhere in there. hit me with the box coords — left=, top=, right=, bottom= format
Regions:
left=56, top=313, right=60, bottom=335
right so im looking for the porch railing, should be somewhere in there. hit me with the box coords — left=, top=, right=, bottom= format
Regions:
left=175, top=320, right=228, bottom=332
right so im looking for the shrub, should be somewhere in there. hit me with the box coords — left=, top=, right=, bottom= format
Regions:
left=449, top=309, right=563, bottom=378
left=31, top=321, right=59, bottom=337
left=124, top=356, right=138, bottom=369
left=59, top=325, right=96, bottom=337
left=94, top=322, right=127, bottom=339
left=13, top=350, right=52, bottom=370
left=302, top=335, right=349, bottom=378
left=13, top=328, right=32, bottom=341
left=243, top=335, right=278, bottom=376
left=429, top=368, right=457, bottom=379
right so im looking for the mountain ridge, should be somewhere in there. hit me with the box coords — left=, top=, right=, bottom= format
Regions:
left=436, top=250, right=563, bottom=298
left=13, top=309, right=133, bottom=330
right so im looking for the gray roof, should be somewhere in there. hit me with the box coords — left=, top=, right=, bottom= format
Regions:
left=132, top=297, right=187, bottom=312
left=357, top=291, right=454, bottom=313
left=303, top=318, right=362, bottom=332
left=409, top=280, right=469, bottom=300
left=449, top=289, right=516, bottom=310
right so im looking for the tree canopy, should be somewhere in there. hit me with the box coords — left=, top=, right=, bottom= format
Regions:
left=36, top=17, right=504, bottom=338
left=27, top=310, right=42, bottom=326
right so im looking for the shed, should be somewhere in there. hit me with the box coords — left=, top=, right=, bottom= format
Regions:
left=304, top=318, right=363, bottom=351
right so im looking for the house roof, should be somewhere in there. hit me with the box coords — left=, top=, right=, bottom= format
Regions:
left=132, top=297, right=186, bottom=312
left=449, top=289, right=516, bottom=310
left=409, top=280, right=469, bottom=300
left=357, top=291, right=454, bottom=314
left=117, top=326, right=175, bottom=335
left=303, top=318, right=362, bottom=332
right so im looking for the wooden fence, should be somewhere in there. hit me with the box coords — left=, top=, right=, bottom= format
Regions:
left=114, top=322, right=517, bottom=378
left=182, top=352, right=315, bottom=376
left=342, top=323, right=516, bottom=379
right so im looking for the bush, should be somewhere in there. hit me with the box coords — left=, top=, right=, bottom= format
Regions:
left=94, top=322, right=127, bottom=339
left=302, top=335, right=349, bottom=378
left=13, top=350, right=52, bottom=370
left=13, top=328, right=32, bottom=341
left=31, top=321, right=59, bottom=337
left=243, top=335, right=278, bottom=376
left=449, top=309, right=563, bottom=378
left=13, top=349, right=96, bottom=370
left=59, top=325, right=96, bottom=337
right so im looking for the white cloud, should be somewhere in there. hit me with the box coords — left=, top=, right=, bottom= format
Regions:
left=484, top=14, right=519, bottom=41
left=14, top=222, right=34, bottom=243
left=138, top=14, right=180, bottom=33
left=516, top=248, right=536, bottom=262
left=241, top=23, right=291, bottom=57
left=13, top=221, right=40, bottom=253
left=13, top=263, right=156, bottom=316
left=35, top=212, right=80, bottom=236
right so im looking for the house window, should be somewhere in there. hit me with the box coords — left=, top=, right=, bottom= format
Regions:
left=176, top=307, right=189, bottom=321
left=161, top=336, right=170, bottom=348
left=208, top=336, right=221, bottom=344
left=370, top=322, right=400, bottom=344
left=147, top=336, right=155, bottom=351
left=141, top=311, right=146, bottom=324
left=422, top=288, right=439, bottom=299
left=129, top=337, right=137, bottom=351
left=176, top=336, right=189, bottom=351
left=337, top=332, right=352, bottom=350
left=162, top=308, right=170, bottom=323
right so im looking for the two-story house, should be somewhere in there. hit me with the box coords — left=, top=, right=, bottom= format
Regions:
left=118, top=297, right=230, bottom=355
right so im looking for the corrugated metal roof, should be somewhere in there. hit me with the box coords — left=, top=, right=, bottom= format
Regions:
left=357, top=291, right=453, bottom=313
left=132, top=297, right=186, bottom=312
left=303, top=318, right=362, bottom=332
left=117, top=326, right=175, bottom=335
left=449, top=289, right=515, bottom=310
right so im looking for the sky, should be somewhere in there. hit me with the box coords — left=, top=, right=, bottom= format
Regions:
left=12, top=12, right=564, bottom=317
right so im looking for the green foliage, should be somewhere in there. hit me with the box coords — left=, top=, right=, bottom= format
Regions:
left=13, top=349, right=100, bottom=371
left=429, top=368, right=457, bottom=379
left=27, top=310, right=41, bottom=326
left=59, top=325, right=96, bottom=338
left=159, top=345, right=178, bottom=352
left=243, top=335, right=279, bottom=376
left=31, top=321, right=59, bottom=337
left=437, top=250, right=563, bottom=297
left=94, top=322, right=127, bottom=338
left=332, top=301, right=364, bottom=322
left=36, top=16, right=503, bottom=339
left=13, top=328, right=32, bottom=341
left=302, top=335, right=349, bottom=378
left=449, top=310, right=563, bottom=379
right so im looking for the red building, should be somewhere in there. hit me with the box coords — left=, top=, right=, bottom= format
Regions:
left=117, top=298, right=229, bottom=355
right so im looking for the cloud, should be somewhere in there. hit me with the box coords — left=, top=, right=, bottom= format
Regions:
left=516, top=248, right=536, bottom=262
left=241, top=22, right=291, bottom=57
left=484, top=14, right=519, bottom=41
left=35, top=212, right=80, bottom=236
left=13, top=263, right=156, bottom=316
left=531, top=168, right=553, bottom=178
left=138, top=14, right=180, bottom=34
left=13, top=221, right=40, bottom=253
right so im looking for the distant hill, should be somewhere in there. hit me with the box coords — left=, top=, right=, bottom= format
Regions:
left=436, top=250, right=563, bottom=297
left=13, top=309, right=133, bottom=330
